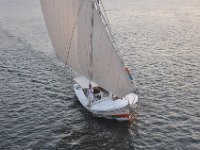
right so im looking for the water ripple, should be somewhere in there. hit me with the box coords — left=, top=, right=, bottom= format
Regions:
left=0, top=0, right=200, bottom=149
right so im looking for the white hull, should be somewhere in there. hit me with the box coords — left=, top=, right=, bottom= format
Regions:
left=74, top=84, right=138, bottom=121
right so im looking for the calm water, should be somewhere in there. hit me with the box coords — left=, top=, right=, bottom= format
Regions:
left=0, top=0, right=200, bottom=149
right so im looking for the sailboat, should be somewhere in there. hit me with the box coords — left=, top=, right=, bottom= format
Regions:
left=40, top=0, right=138, bottom=121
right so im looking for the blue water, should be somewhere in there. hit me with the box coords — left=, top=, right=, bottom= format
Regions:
left=0, top=0, right=200, bottom=149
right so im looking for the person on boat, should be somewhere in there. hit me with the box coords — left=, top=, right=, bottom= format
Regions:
left=93, top=86, right=101, bottom=99
left=112, top=94, right=115, bottom=100
left=87, top=83, right=94, bottom=107
left=112, top=94, right=119, bottom=101
left=125, top=66, right=133, bottom=81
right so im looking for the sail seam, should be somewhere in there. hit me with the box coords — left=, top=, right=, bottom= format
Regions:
left=96, top=31, right=103, bottom=84
left=85, top=1, right=90, bottom=79
left=116, top=68, right=122, bottom=96
left=65, top=0, right=85, bottom=65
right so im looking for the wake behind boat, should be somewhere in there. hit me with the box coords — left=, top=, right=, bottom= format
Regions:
left=40, top=0, right=138, bottom=121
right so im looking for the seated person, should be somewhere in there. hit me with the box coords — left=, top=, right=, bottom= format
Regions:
left=112, top=94, right=119, bottom=101
left=93, top=86, right=100, bottom=94
left=93, top=86, right=101, bottom=99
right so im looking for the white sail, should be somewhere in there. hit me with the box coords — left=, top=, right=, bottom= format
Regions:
left=40, top=0, right=81, bottom=72
left=40, top=0, right=133, bottom=97
left=77, top=0, right=133, bottom=97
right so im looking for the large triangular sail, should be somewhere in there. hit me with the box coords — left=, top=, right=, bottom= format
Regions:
left=40, top=0, right=133, bottom=97
left=40, top=0, right=81, bottom=72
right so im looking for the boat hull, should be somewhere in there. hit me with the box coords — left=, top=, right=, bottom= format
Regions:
left=74, top=84, right=138, bottom=121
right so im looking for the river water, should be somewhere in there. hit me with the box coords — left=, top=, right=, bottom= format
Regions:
left=0, top=0, right=200, bottom=149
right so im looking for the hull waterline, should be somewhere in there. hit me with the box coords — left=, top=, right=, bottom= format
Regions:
left=74, top=84, right=138, bottom=121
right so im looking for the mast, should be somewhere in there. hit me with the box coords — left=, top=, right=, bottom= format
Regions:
left=89, top=2, right=95, bottom=82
